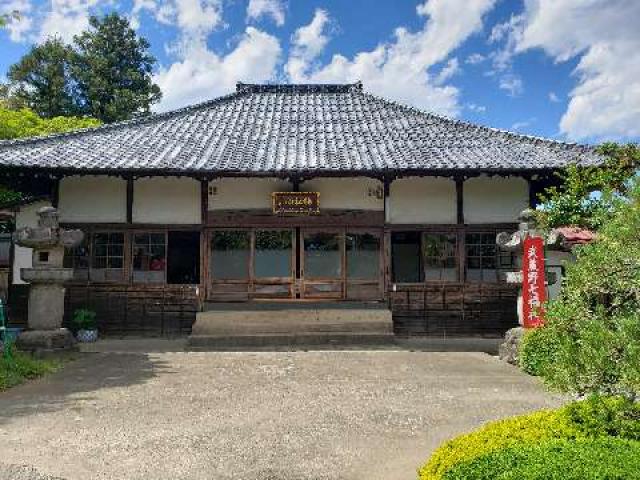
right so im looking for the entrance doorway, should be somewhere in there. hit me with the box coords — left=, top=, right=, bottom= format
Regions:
left=207, top=228, right=383, bottom=301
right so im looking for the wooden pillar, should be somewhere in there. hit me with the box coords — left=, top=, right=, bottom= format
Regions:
left=50, top=176, right=60, bottom=208
left=527, top=176, right=537, bottom=209
left=455, top=177, right=466, bottom=283
left=200, top=178, right=209, bottom=224
left=455, top=176, right=464, bottom=225
left=199, top=178, right=209, bottom=305
left=126, top=176, right=134, bottom=224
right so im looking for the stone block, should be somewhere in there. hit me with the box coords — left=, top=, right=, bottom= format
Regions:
left=16, top=328, right=76, bottom=352
left=27, top=283, right=66, bottom=330
left=498, top=327, right=525, bottom=365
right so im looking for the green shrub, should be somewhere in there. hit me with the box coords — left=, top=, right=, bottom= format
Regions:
left=443, top=437, right=640, bottom=480
left=0, top=345, right=60, bottom=390
left=72, top=308, right=97, bottom=331
left=418, top=409, right=581, bottom=480
left=519, top=326, right=558, bottom=376
left=537, top=180, right=640, bottom=398
left=566, top=395, right=640, bottom=440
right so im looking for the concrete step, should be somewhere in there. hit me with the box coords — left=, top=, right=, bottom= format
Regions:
left=188, top=303, right=394, bottom=350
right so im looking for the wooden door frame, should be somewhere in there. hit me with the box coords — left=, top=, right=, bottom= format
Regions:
left=299, top=227, right=345, bottom=300
left=344, top=228, right=384, bottom=300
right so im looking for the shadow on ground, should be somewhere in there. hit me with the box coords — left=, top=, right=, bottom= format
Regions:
left=0, top=353, right=172, bottom=425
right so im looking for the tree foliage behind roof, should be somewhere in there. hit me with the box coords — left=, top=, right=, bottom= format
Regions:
left=0, top=107, right=100, bottom=140
left=537, top=143, right=639, bottom=230
left=4, top=12, right=161, bottom=124
left=72, top=13, right=161, bottom=123
left=8, top=38, right=81, bottom=118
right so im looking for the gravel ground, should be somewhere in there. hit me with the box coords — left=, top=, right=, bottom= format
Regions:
left=0, top=351, right=562, bottom=480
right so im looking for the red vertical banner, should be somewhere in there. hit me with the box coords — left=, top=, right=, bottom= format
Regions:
left=522, top=236, right=547, bottom=328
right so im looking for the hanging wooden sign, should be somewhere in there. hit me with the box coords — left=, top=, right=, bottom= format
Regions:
left=522, top=236, right=547, bottom=328
left=272, top=192, right=320, bottom=215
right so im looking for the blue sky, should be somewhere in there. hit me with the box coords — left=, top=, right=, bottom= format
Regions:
left=1, top=0, right=639, bottom=144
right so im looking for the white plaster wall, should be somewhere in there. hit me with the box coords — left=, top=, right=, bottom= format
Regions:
left=464, top=176, right=529, bottom=224
left=209, top=178, right=292, bottom=210
left=58, top=175, right=127, bottom=223
left=388, top=177, right=456, bottom=224
left=133, top=177, right=200, bottom=224
left=13, top=200, right=51, bottom=285
left=300, top=178, right=383, bottom=210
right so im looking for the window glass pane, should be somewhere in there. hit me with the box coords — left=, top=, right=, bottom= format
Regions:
left=210, top=231, right=250, bottom=280
left=133, top=231, right=166, bottom=284
left=465, top=230, right=513, bottom=283
left=63, top=234, right=90, bottom=281
left=255, top=230, right=292, bottom=278
left=391, top=231, right=422, bottom=283
left=346, top=233, right=380, bottom=280
left=90, top=232, right=124, bottom=282
left=423, top=233, right=458, bottom=282
left=304, top=232, right=341, bottom=278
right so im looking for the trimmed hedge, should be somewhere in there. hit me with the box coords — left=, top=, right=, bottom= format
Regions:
left=419, top=397, right=640, bottom=480
left=519, top=326, right=558, bottom=376
left=443, top=437, right=640, bottom=480
left=418, top=409, right=581, bottom=480
left=566, top=395, right=640, bottom=440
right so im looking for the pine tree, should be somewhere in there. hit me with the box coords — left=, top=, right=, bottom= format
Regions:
left=72, top=13, right=161, bottom=123
left=8, top=38, right=80, bottom=118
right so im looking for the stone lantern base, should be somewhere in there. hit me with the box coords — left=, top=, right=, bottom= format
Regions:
left=16, top=328, right=76, bottom=355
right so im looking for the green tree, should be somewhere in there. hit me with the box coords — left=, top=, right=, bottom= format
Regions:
left=0, top=107, right=101, bottom=205
left=537, top=143, right=639, bottom=230
left=8, top=38, right=80, bottom=118
left=72, top=13, right=161, bottom=123
left=534, top=179, right=640, bottom=398
left=0, top=106, right=100, bottom=140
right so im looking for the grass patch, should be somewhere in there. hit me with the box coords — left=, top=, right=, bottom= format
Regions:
left=0, top=345, right=61, bottom=390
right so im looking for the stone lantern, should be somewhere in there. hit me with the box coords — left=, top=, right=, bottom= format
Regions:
left=14, top=206, right=84, bottom=352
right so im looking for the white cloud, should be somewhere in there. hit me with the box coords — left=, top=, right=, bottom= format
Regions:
left=131, top=0, right=222, bottom=39
left=466, top=53, right=485, bottom=65
left=286, top=0, right=497, bottom=116
left=499, top=73, right=523, bottom=97
left=285, top=8, right=330, bottom=81
left=496, top=0, right=640, bottom=140
left=39, top=0, right=104, bottom=42
left=246, top=0, right=284, bottom=26
left=548, top=91, right=560, bottom=103
left=1, top=0, right=33, bottom=41
left=467, top=102, right=486, bottom=113
left=154, top=26, right=281, bottom=111
left=434, top=57, right=460, bottom=85
left=511, top=117, right=535, bottom=131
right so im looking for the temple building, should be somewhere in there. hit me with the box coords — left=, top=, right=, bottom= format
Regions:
left=0, top=83, right=600, bottom=338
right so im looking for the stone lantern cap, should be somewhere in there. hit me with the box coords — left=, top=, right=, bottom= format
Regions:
left=13, top=206, right=84, bottom=250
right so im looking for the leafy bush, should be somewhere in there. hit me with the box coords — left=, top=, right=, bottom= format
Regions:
left=519, top=326, right=559, bottom=376
left=443, top=438, right=640, bottom=480
left=0, top=345, right=60, bottom=390
left=535, top=180, right=640, bottom=398
left=418, top=409, right=580, bottom=480
left=566, top=395, right=640, bottom=441
left=72, top=308, right=97, bottom=331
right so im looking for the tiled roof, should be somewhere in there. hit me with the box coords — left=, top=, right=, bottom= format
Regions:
left=0, top=82, right=602, bottom=175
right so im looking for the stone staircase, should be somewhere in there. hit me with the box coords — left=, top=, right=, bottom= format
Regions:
left=187, top=302, right=394, bottom=350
